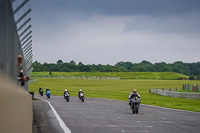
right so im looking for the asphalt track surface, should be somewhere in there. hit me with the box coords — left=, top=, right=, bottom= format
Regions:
left=34, top=94, right=200, bottom=133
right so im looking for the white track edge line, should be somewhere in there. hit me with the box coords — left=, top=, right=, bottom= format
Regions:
left=40, top=99, right=71, bottom=133
left=141, top=104, right=200, bottom=114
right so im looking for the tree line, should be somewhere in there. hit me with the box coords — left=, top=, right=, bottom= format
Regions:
left=32, top=60, right=200, bottom=79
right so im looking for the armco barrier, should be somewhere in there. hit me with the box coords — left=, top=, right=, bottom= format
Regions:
left=183, top=84, right=200, bottom=92
left=149, top=89, right=200, bottom=99
left=0, top=74, right=32, bottom=133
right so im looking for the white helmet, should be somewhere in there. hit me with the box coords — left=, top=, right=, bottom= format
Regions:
left=80, top=89, right=82, bottom=91
left=65, top=89, right=67, bottom=91
left=47, top=87, right=49, bottom=89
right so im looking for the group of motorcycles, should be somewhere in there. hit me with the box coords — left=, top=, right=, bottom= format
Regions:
left=64, top=91, right=84, bottom=102
left=39, top=88, right=51, bottom=98
left=39, top=88, right=140, bottom=114
left=39, top=88, right=85, bottom=102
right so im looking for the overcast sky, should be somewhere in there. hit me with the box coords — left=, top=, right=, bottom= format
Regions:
left=30, top=0, right=200, bottom=65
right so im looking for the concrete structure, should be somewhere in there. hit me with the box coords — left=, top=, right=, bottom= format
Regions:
left=149, top=89, right=200, bottom=99
left=0, top=73, right=32, bottom=133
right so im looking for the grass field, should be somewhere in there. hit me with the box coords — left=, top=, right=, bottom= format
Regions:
left=31, top=72, right=189, bottom=80
left=29, top=78, right=200, bottom=112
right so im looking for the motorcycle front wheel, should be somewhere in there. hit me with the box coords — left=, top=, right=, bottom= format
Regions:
left=131, top=103, right=135, bottom=114
left=66, top=97, right=69, bottom=102
left=81, top=98, right=84, bottom=102
left=135, top=104, right=139, bottom=114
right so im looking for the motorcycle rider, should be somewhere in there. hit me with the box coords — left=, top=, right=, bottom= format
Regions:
left=39, top=87, right=43, bottom=96
left=46, top=87, right=50, bottom=93
left=39, top=87, right=43, bottom=92
left=129, top=89, right=141, bottom=107
left=64, top=89, right=70, bottom=98
left=78, top=89, right=84, bottom=99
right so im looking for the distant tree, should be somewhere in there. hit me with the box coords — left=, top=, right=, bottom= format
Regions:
left=115, top=62, right=131, bottom=71
left=32, top=61, right=42, bottom=71
left=140, top=60, right=152, bottom=65
left=131, top=60, right=153, bottom=72
left=78, top=62, right=90, bottom=72
left=153, top=62, right=168, bottom=72
left=57, top=60, right=63, bottom=65
left=70, top=60, right=76, bottom=65
left=31, top=60, right=200, bottom=77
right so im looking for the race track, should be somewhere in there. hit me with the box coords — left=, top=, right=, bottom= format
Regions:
left=34, top=94, right=200, bottom=133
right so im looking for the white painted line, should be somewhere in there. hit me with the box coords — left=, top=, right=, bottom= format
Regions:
left=41, top=99, right=71, bottom=133
left=159, top=120, right=175, bottom=124
left=141, top=104, right=200, bottom=114
left=136, top=131, right=149, bottom=133
left=121, top=130, right=132, bottom=132
left=69, top=124, right=152, bottom=128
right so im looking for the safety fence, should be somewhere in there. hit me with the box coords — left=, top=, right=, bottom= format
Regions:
left=12, top=0, right=33, bottom=77
left=0, top=0, right=33, bottom=91
left=149, top=89, right=200, bottom=99
left=182, top=84, right=200, bottom=92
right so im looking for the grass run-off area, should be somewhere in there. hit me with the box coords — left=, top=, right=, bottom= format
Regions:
left=30, top=78, right=200, bottom=112
left=31, top=72, right=189, bottom=80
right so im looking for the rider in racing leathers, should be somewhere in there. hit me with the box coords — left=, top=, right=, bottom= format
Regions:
left=78, top=89, right=84, bottom=99
left=129, top=89, right=141, bottom=108
left=64, top=89, right=70, bottom=98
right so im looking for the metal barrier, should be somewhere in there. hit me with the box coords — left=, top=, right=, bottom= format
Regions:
left=182, top=84, right=200, bottom=92
left=149, top=89, right=200, bottom=99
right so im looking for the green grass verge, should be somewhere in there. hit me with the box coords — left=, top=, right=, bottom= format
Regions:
left=29, top=78, right=200, bottom=112
left=31, top=72, right=189, bottom=80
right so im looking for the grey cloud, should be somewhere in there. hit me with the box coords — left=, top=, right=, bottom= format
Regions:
left=30, top=0, right=200, bottom=64
left=31, top=0, right=200, bottom=16
left=32, top=14, right=200, bottom=64
left=122, top=13, right=200, bottom=35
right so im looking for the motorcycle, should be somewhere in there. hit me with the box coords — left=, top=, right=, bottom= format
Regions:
left=39, top=89, right=43, bottom=96
left=46, top=90, right=51, bottom=98
left=130, top=97, right=141, bottom=114
left=79, top=92, right=84, bottom=102
left=64, top=92, right=70, bottom=102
